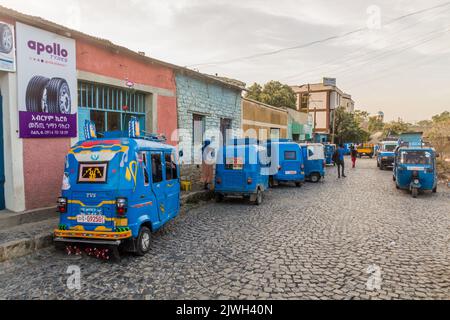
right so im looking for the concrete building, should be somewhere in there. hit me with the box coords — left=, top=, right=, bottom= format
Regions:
left=291, top=79, right=355, bottom=135
left=175, top=71, right=244, bottom=187
left=0, top=6, right=245, bottom=211
left=241, top=98, right=288, bottom=140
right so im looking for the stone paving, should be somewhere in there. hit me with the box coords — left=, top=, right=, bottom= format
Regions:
left=0, top=158, right=449, bottom=300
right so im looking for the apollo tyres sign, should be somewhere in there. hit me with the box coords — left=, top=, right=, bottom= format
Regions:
left=16, top=22, right=77, bottom=138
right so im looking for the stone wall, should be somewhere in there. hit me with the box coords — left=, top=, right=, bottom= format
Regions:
left=175, top=73, right=242, bottom=188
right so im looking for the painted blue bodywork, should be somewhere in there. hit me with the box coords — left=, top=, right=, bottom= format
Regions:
left=394, top=147, right=437, bottom=193
left=58, top=137, right=180, bottom=239
left=215, top=143, right=269, bottom=198
left=266, top=141, right=305, bottom=184
left=300, top=144, right=326, bottom=181
left=377, top=141, right=398, bottom=169
left=324, top=144, right=337, bottom=165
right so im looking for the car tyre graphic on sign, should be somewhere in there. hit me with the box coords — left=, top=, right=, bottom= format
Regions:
left=46, top=78, right=71, bottom=114
left=25, top=76, right=50, bottom=113
left=25, top=76, right=71, bottom=114
left=0, top=23, right=13, bottom=54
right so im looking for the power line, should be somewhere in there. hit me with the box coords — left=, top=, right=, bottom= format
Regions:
left=188, top=1, right=450, bottom=68
left=279, top=6, right=450, bottom=82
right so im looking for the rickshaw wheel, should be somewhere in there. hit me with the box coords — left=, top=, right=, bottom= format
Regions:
left=412, top=188, right=418, bottom=198
left=310, top=174, right=320, bottom=183
left=135, top=226, right=151, bottom=256
left=433, top=187, right=437, bottom=193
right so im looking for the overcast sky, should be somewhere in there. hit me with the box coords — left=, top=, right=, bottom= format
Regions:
left=2, top=0, right=449, bottom=122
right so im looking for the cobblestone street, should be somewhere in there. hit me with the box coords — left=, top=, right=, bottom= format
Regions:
left=0, top=158, right=449, bottom=300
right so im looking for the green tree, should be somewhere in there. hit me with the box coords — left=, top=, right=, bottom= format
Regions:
left=246, top=83, right=262, bottom=101
left=246, top=81, right=297, bottom=109
left=432, top=111, right=450, bottom=123
left=333, top=107, right=370, bottom=144
left=368, top=116, right=384, bottom=133
left=383, top=120, right=411, bottom=138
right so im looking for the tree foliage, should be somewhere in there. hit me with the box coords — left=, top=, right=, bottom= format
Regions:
left=382, top=120, right=411, bottom=138
left=246, top=81, right=296, bottom=109
left=333, top=107, right=370, bottom=144
left=368, top=116, right=384, bottom=133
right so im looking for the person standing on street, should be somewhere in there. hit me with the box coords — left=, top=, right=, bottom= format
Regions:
left=201, top=140, right=216, bottom=190
left=335, top=144, right=347, bottom=179
left=351, top=145, right=358, bottom=169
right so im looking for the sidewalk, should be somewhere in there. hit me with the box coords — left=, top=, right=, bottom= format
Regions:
left=0, top=190, right=213, bottom=262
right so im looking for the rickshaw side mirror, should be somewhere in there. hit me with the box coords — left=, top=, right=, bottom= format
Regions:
left=179, top=150, right=184, bottom=157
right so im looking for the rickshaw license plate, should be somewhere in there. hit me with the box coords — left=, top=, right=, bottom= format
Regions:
left=285, top=171, right=297, bottom=175
left=77, top=214, right=105, bottom=224
left=407, top=167, right=425, bottom=171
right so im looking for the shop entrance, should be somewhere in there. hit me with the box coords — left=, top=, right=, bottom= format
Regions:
left=0, top=94, right=5, bottom=210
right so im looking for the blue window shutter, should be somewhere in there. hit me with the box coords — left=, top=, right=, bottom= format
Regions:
left=78, top=107, right=91, bottom=141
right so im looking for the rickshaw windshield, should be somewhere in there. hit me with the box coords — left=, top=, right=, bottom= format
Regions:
left=384, top=145, right=397, bottom=152
left=400, top=151, right=432, bottom=165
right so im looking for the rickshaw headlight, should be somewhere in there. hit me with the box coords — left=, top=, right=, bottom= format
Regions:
left=414, top=179, right=420, bottom=184
left=57, top=197, right=67, bottom=214
left=116, top=197, right=128, bottom=217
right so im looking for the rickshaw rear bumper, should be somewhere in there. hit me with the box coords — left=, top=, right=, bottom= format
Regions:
left=54, top=237, right=122, bottom=247
left=54, top=229, right=132, bottom=242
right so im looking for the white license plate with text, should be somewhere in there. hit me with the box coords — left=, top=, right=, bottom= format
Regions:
left=76, top=214, right=105, bottom=224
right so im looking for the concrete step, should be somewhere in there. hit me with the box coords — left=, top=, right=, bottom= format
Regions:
left=0, top=217, right=58, bottom=262
left=0, top=190, right=213, bottom=262
left=0, top=206, right=58, bottom=231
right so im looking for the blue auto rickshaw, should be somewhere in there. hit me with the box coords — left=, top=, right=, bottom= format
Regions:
left=54, top=118, right=180, bottom=257
left=377, top=141, right=398, bottom=170
left=299, top=143, right=326, bottom=183
left=215, top=139, right=269, bottom=205
left=324, top=144, right=337, bottom=166
left=265, top=140, right=305, bottom=187
left=393, top=133, right=438, bottom=198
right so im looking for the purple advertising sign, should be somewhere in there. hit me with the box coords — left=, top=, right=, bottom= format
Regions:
left=16, top=23, right=77, bottom=139
left=19, top=112, right=77, bottom=138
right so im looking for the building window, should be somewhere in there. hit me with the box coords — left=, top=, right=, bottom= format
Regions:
left=193, top=114, right=205, bottom=146
left=270, top=128, right=280, bottom=140
left=78, top=81, right=146, bottom=134
left=90, top=110, right=106, bottom=133
left=220, top=118, right=232, bottom=145
left=301, top=94, right=309, bottom=109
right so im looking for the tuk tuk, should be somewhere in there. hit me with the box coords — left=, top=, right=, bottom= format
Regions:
left=324, top=144, right=337, bottom=166
left=54, top=118, right=180, bottom=257
left=299, top=143, right=326, bottom=183
left=215, top=139, right=269, bottom=205
left=357, top=144, right=375, bottom=158
left=393, top=133, right=438, bottom=198
left=377, top=141, right=398, bottom=170
left=266, top=140, right=305, bottom=187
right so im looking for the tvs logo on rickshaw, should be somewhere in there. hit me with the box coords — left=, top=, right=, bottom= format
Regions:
left=78, top=163, right=108, bottom=183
